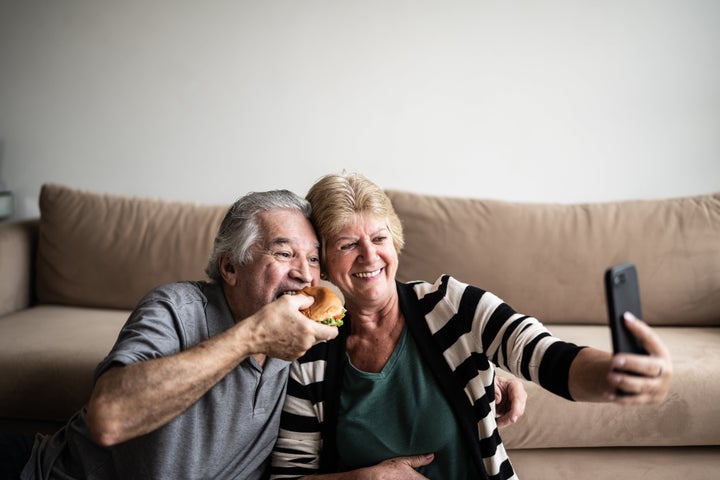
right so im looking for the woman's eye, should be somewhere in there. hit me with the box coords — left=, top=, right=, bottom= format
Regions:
left=374, top=236, right=387, bottom=243
left=340, top=242, right=356, bottom=251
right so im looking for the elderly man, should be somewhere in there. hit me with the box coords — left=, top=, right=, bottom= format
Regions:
left=20, top=190, right=339, bottom=479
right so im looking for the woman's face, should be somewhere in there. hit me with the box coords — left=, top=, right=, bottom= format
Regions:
left=324, top=213, right=399, bottom=310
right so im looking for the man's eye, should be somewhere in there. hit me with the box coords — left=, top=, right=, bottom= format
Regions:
left=309, top=256, right=320, bottom=265
left=275, top=251, right=292, bottom=259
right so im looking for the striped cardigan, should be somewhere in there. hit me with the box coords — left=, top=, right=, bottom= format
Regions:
left=271, top=275, right=583, bottom=479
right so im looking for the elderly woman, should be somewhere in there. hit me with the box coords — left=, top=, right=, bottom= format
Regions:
left=271, top=173, right=672, bottom=480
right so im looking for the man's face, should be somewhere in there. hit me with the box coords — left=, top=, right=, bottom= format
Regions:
left=221, top=209, right=321, bottom=320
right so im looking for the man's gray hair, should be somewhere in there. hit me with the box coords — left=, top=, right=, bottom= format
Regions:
left=205, top=190, right=312, bottom=283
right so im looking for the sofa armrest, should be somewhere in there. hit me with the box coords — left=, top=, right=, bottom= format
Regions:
left=0, top=219, right=39, bottom=317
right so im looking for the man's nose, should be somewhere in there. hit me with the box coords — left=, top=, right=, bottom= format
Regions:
left=291, top=257, right=314, bottom=283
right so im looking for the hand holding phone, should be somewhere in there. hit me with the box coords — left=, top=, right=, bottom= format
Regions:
left=605, top=263, right=649, bottom=396
left=604, top=263, right=648, bottom=355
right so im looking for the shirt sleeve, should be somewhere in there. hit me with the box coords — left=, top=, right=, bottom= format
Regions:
left=418, top=275, right=584, bottom=400
left=93, top=290, right=185, bottom=381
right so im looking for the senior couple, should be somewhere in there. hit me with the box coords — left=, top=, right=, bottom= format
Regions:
left=16, top=172, right=672, bottom=480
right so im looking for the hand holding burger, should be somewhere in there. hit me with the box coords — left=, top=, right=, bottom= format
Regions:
left=298, top=286, right=346, bottom=327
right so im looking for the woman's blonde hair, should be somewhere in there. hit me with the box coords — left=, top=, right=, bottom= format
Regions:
left=306, top=172, right=404, bottom=267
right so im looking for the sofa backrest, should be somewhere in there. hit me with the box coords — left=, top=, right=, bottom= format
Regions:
left=387, top=190, right=720, bottom=327
left=35, top=183, right=720, bottom=326
left=37, top=184, right=227, bottom=310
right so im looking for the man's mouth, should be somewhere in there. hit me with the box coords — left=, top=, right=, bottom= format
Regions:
left=277, top=290, right=299, bottom=299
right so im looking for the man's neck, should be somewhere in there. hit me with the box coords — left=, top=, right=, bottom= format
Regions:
left=252, top=354, right=267, bottom=368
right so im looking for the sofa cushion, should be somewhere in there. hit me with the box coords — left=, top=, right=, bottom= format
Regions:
left=500, top=325, right=720, bottom=449
left=387, top=190, right=720, bottom=326
left=0, top=305, right=129, bottom=423
left=0, top=220, right=37, bottom=317
left=509, top=447, right=720, bottom=480
left=37, top=184, right=227, bottom=310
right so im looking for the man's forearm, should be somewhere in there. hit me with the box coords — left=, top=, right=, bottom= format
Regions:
left=86, top=324, right=253, bottom=446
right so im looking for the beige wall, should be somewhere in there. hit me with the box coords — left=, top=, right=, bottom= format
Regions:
left=1, top=1, right=719, bottom=219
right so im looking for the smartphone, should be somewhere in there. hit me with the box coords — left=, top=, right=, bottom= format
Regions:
left=604, top=263, right=648, bottom=355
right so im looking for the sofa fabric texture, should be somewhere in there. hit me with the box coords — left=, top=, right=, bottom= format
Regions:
left=36, top=184, right=227, bottom=310
left=387, top=189, right=720, bottom=326
left=1, top=183, right=718, bottom=479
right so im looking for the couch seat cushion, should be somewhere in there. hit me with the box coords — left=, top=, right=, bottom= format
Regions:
left=0, top=306, right=129, bottom=423
left=501, top=325, right=720, bottom=449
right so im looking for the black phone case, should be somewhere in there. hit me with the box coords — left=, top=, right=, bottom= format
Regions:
left=604, top=263, right=647, bottom=355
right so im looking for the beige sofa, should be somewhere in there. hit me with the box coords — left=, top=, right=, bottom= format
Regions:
left=1, top=183, right=719, bottom=479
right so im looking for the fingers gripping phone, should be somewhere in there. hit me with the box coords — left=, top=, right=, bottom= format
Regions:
left=604, top=263, right=648, bottom=356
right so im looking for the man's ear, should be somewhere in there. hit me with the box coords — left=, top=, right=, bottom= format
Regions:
left=219, top=255, right=238, bottom=285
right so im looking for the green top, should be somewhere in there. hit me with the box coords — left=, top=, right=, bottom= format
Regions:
left=337, top=326, right=480, bottom=479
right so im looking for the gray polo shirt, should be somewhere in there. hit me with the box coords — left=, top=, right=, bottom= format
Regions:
left=22, top=281, right=289, bottom=480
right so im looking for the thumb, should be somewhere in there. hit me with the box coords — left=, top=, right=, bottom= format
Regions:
left=404, top=453, right=435, bottom=468
left=288, top=291, right=315, bottom=311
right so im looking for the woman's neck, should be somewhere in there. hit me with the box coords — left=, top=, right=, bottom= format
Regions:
left=345, top=295, right=405, bottom=373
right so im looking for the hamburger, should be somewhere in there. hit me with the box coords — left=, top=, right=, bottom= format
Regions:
left=298, top=285, right=346, bottom=327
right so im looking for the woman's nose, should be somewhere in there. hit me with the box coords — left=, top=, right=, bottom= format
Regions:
left=359, top=242, right=378, bottom=262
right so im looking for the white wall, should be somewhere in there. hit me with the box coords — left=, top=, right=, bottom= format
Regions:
left=1, top=0, right=718, bottom=219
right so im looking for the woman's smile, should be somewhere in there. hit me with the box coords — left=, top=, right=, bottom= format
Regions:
left=353, top=268, right=384, bottom=279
